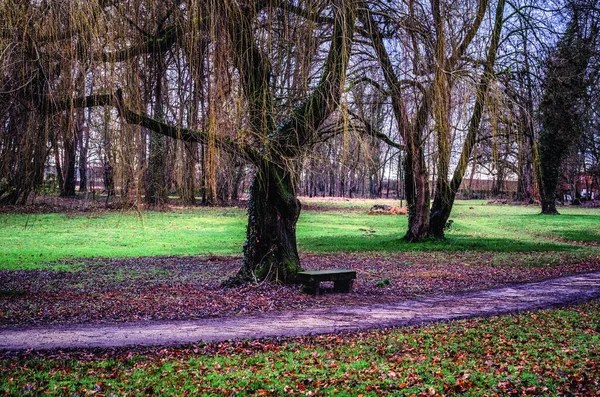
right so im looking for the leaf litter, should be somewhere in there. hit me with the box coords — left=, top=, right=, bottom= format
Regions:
left=2, top=251, right=600, bottom=327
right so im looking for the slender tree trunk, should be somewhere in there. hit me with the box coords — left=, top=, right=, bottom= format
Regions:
left=145, top=57, right=168, bottom=206
left=77, top=120, right=88, bottom=193
left=180, top=141, right=197, bottom=205
left=60, top=127, right=77, bottom=197
left=51, top=133, right=64, bottom=193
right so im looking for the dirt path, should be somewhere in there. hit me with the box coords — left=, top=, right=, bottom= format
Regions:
left=2, top=271, right=600, bottom=351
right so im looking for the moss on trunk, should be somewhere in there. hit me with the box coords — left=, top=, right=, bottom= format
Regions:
left=233, top=163, right=302, bottom=284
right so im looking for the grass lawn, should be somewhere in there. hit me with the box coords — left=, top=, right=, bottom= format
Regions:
left=2, top=300, right=599, bottom=396
left=0, top=200, right=599, bottom=270
left=1, top=200, right=599, bottom=395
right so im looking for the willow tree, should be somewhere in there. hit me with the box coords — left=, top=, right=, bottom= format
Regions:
left=222, top=1, right=355, bottom=282
left=53, top=0, right=355, bottom=283
left=358, top=0, right=489, bottom=241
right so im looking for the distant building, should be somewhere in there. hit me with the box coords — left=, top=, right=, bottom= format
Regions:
left=456, top=178, right=518, bottom=199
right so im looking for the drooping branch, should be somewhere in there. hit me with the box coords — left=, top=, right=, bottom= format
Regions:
left=358, top=2, right=411, bottom=139
left=346, top=77, right=391, bottom=95
left=45, top=94, right=113, bottom=114
left=113, top=90, right=263, bottom=164
left=276, top=0, right=335, bottom=24
left=45, top=91, right=263, bottom=164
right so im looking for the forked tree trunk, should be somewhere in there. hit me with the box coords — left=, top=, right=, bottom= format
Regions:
left=233, top=162, right=302, bottom=283
left=428, top=0, right=506, bottom=237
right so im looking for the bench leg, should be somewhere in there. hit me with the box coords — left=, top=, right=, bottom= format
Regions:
left=302, top=282, right=321, bottom=296
left=333, top=280, right=353, bottom=293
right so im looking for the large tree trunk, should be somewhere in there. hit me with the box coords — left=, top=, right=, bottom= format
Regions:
left=233, top=162, right=302, bottom=283
left=403, top=143, right=430, bottom=241
left=541, top=194, right=559, bottom=214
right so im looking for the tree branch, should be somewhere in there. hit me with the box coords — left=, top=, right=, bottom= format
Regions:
left=348, top=109, right=404, bottom=150
left=276, top=0, right=356, bottom=153
left=46, top=90, right=263, bottom=165
left=100, top=25, right=179, bottom=63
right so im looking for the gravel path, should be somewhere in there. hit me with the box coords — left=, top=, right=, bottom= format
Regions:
left=2, top=271, right=600, bottom=351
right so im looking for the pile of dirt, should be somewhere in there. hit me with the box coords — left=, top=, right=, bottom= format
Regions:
left=486, top=198, right=544, bottom=206
left=368, top=204, right=407, bottom=215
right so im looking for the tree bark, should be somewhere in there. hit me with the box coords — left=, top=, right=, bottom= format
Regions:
left=77, top=118, right=88, bottom=193
left=403, top=140, right=431, bottom=241
left=60, top=127, right=77, bottom=197
left=233, top=162, right=302, bottom=283
left=145, top=56, right=168, bottom=206
left=180, top=141, right=197, bottom=205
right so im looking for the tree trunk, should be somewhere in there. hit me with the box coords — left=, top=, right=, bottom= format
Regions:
left=145, top=130, right=168, bottom=205
left=145, top=57, right=168, bottom=207
left=60, top=129, right=77, bottom=197
left=103, top=156, right=115, bottom=196
left=233, top=162, right=302, bottom=284
left=78, top=122, right=88, bottom=193
left=539, top=159, right=560, bottom=214
left=230, top=159, right=245, bottom=202
left=180, top=141, right=197, bottom=205
left=537, top=5, right=595, bottom=215
left=540, top=191, right=559, bottom=214
left=428, top=0, right=506, bottom=237
left=403, top=144, right=431, bottom=241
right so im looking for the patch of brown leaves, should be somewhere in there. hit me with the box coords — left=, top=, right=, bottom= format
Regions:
left=2, top=252, right=600, bottom=328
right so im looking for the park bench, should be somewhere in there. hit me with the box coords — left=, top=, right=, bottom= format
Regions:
left=296, top=269, right=356, bottom=296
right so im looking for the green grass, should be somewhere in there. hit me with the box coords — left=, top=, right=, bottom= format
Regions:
left=2, top=300, right=599, bottom=396
left=0, top=209, right=247, bottom=270
left=1, top=200, right=598, bottom=270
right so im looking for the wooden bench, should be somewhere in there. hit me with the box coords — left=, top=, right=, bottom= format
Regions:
left=296, top=269, right=356, bottom=296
